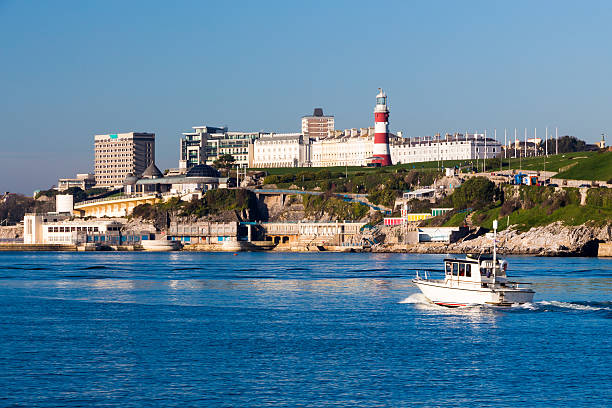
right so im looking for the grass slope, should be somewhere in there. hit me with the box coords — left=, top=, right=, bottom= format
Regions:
left=471, top=204, right=612, bottom=232
left=554, top=151, right=612, bottom=181
left=252, top=151, right=610, bottom=186
left=252, top=151, right=604, bottom=178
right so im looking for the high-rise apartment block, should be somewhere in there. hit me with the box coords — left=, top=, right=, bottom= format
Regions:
left=301, top=108, right=334, bottom=139
left=94, top=132, right=155, bottom=188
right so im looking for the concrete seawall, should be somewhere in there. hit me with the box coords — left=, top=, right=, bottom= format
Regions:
left=0, top=244, right=77, bottom=251
left=598, top=242, right=612, bottom=257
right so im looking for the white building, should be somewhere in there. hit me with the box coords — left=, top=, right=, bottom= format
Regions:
left=250, top=133, right=312, bottom=168
left=24, top=213, right=70, bottom=244
left=42, top=219, right=123, bottom=244
left=391, top=133, right=501, bottom=164
left=23, top=212, right=123, bottom=245
left=56, top=173, right=96, bottom=191
left=310, top=129, right=375, bottom=167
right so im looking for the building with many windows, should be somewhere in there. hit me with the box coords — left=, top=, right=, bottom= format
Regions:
left=391, top=133, right=501, bottom=164
left=310, top=128, right=376, bottom=167
left=94, top=132, right=155, bottom=188
left=251, top=133, right=312, bottom=168
left=179, top=125, right=261, bottom=169
left=301, top=108, right=334, bottom=138
left=179, top=125, right=227, bottom=169
left=206, top=131, right=260, bottom=167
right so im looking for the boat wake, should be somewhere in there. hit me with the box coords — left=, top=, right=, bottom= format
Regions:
left=535, top=300, right=612, bottom=313
left=399, top=293, right=446, bottom=310
left=399, top=293, right=429, bottom=304
left=401, top=295, right=611, bottom=317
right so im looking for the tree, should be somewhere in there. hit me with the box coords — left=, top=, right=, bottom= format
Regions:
left=539, top=135, right=592, bottom=154
left=451, top=177, right=496, bottom=210
left=213, top=154, right=236, bottom=169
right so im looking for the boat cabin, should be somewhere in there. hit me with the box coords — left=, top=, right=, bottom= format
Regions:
left=444, top=254, right=508, bottom=287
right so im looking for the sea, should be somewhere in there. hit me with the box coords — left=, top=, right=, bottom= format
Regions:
left=0, top=251, right=610, bottom=407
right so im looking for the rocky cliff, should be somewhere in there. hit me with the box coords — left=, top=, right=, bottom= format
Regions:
left=377, top=221, right=612, bottom=256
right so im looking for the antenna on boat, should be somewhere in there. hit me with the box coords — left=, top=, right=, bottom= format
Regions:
left=492, top=220, right=498, bottom=285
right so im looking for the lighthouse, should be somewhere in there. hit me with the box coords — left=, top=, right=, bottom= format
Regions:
left=373, top=88, right=392, bottom=166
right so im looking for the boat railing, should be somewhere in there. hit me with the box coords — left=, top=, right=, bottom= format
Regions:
left=506, top=281, right=532, bottom=289
left=415, top=270, right=430, bottom=280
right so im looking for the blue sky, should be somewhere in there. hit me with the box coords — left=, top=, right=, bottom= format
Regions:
left=1, top=0, right=611, bottom=194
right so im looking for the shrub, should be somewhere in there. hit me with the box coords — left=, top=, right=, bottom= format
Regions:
left=500, top=198, right=521, bottom=217
left=451, top=177, right=496, bottom=210
left=472, top=212, right=488, bottom=224
left=368, top=189, right=398, bottom=207
left=586, top=188, right=612, bottom=209
left=263, top=175, right=280, bottom=185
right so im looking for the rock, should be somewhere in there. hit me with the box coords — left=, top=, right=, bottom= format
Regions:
left=447, top=221, right=612, bottom=256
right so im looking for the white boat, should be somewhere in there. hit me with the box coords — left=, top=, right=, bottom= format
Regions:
left=412, top=220, right=534, bottom=307
left=141, top=239, right=182, bottom=252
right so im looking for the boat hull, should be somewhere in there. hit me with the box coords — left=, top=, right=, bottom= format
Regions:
left=141, top=240, right=182, bottom=252
left=413, top=280, right=534, bottom=307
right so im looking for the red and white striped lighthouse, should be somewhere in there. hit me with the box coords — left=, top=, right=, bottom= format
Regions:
left=373, top=88, right=392, bottom=166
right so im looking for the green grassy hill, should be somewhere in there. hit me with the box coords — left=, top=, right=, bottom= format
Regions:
left=250, top=150, right=610, bottom=182
left=499, top=151, right=597, bottom=173
left=554, top=151, right=612, bottom=181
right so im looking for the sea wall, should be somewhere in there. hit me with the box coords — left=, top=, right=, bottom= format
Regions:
left=598, top=242, right=612, bottom=257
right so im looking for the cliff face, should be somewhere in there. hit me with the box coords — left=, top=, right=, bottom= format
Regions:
left=426, top=222, right=612, bottom=256
left=374, top=221, right=612, bottom=256
left=0, top=226, right=23, bottom=240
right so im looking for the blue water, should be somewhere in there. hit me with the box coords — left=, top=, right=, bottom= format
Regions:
left=0, top=252, right=610, bottom=407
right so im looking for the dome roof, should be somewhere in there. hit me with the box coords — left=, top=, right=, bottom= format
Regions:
left=123, top=173, right=139, bottom=185
left=142, top=162, right=163, bottom=178
left=186, top=164, right=220, bottom=178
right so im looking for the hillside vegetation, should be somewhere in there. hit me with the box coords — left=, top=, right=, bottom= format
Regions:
left=302, top=194, right=370, bottom=221
left=262, top=168, right=441, bottom=208
left=434, top=180, right=612, bottom=231
left=131, top=189, right=259, bottom=228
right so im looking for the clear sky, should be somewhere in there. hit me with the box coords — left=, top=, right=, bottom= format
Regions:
left=1, top=0, right=611, bottom=194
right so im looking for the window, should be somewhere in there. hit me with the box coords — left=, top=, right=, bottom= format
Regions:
left=459, top=263, right=465, bottom=276
left=466, top=264, right=471, bottom=277
left=445, top=263, right=452, bottom=275
left=452, top=263, right=458, bottom=276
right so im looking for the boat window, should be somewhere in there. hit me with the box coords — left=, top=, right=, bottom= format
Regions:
left=459, top=263, right=465, bottom=276
left=452, top=263, right=458, bottom=276
left=466, top=264, right=471, bottom=277
left=445, top=263, right=451, bottom=275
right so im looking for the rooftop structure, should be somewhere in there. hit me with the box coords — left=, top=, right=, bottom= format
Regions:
left=56, top=173, right=96, bottom=191
left=125, top=163, right=226, bottom=198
